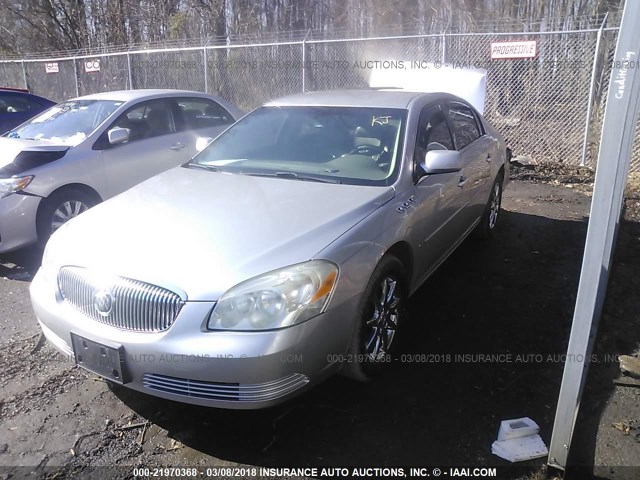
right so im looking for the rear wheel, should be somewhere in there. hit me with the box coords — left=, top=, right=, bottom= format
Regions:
left=476, top=173, right=503, bottom=239
left=37, top=188, right=97, bottom=245
left=342, top=255, right=406, bottom=382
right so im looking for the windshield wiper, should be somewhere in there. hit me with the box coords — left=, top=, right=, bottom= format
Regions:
left=185, top=163, right=222, bottom=172
left=244, top=171, right=342, bottom=184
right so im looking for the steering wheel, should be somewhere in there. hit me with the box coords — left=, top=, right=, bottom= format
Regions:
left=348, top=144, right=386, bottom=156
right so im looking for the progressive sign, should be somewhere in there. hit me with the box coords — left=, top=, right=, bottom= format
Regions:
left=490, top=40, right=537, bottom=59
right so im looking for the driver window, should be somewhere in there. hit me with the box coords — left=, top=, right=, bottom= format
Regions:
left=109, top=99, right=175, bottom=143
left=414, top=105, right=454, bottom=177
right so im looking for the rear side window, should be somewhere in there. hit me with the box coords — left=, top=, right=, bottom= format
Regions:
left=447, top=103, right=481, bottom=150
left=176, top=98, right=234, bottom=130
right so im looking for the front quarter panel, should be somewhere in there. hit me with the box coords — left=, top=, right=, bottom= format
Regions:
left=315, top=189, right=411, bottom=355
left=21, top=142, right=108, bottom=199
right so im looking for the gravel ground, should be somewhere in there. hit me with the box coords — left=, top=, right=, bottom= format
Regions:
left=0, top=172, right=638, bottom=479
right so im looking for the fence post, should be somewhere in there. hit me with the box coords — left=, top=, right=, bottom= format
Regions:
left=203, top=47, right=208, bottom=93
left=548, top=1, right=640, bottom=472
left=302, top=29, right=311, bottom=93
left=581, top=13, right=609, bottom=167
left=21, top=61, right=27, bottom=89
left=73, top=59, right=79, bottom=97
left=127, top=52, right=133, bottom=89
left=441, top=31, right=448, bottom=64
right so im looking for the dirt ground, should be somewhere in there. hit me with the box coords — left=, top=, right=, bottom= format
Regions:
left=0, top=165, right=638, bottom=479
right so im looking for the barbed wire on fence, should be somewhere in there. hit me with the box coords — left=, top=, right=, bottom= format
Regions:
left=0, top=13, right=619, bottom=62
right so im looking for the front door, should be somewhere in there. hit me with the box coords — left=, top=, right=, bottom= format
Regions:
left=409, top=103, right=469, bottom=284
left=98, top=98, right=191, bottom=198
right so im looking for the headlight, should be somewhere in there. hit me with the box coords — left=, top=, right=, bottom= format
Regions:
left=207, top=260, right=339, bottom=331
left=0, top=176, right=33, bottom=199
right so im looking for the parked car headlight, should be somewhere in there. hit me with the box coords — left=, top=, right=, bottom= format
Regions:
left=207, top=260, right=339, bottom=331
left=0, top=176, right=33, bottom=199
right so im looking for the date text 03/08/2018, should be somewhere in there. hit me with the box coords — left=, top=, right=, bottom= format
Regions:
left=132, top=466, right=499, bottom=478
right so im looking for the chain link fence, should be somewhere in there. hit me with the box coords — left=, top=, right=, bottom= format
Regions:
left=0, top=62, right=25, bottom=89
left=206, top=44, right=304, bottom=110
left=2, top=27, right=639, bottom=172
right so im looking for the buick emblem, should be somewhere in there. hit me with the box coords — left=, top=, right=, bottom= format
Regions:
left=94, top=289, right=114, bottom=317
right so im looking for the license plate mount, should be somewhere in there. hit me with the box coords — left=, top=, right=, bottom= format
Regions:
left=70, top=333, right=128, bottom=384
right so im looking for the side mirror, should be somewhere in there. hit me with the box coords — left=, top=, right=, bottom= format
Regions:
left=420, top=150, right=462, bottom=175
left=108, top=127, right=130, bottom=145
left=195, top=136, right=214, bottom=152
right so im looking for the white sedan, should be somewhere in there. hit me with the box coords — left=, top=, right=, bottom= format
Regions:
left=0, top=89, right=242, bottom=253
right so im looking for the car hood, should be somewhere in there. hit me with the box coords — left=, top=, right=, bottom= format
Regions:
left=0, top=137, right=70, bottom=176
left=48, top=167, right=395, bottom=300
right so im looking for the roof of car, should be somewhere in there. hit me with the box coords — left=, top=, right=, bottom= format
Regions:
left=266, top=89, right=437, bottom=109
left=75, top=89, right=212, bottom=102
left=0, top=88, right=55, bottom=104
left=0, top=87, right=30, bottom=93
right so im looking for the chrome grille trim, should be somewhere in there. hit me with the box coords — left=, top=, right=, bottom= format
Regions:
left=143, top=373, right=309, bottom=402
left=57, top=267, right=184, bottom=332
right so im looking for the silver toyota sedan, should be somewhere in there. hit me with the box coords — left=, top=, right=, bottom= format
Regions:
left=0, top=89, right=241, bottom=253
left=30, top=89, right=509, bottom=409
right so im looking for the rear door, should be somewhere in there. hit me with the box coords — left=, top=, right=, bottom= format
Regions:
left=96, top=98, right=191, bottom=197
left=444, top=101, right=492, bottom=227
left=173, top=97, right=236, bottom=156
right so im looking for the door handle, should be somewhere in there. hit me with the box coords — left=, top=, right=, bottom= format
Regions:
left=170, top=142, right=186, bottom=151
left=458, top=176, right=468, bottom=187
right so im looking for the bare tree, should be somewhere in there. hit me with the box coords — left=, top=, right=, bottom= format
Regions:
left=0, top=0, right=625, bottom=56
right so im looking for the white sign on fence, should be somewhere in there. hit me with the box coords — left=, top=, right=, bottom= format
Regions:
left=45, top=62, right=59, bottom=73
left=490, top=40, right=537, bottom=59
left=84, top=59, right=101, bottom=72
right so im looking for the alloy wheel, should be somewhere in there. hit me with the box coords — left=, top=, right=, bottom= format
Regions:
left=488, top=182, right=501, bottom=229
left=364, top=276, right=401, bottom=360
left=51, top=200, right=89, bottom=232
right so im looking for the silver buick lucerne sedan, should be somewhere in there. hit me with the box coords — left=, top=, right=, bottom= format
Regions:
left=0, top=89, right=241, bottom=253
left=30, top=89, right=509, bottom=409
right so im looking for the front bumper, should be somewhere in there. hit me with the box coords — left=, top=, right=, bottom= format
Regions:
left=0, top=193, right=41, bottom=253
left=30, top=269, right=357, bottom=409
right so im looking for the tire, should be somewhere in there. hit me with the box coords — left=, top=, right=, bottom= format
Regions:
left=37, top=188, right=97, bottom=245
left=475, top=173, right=504, bottom=239
left=342, top=255, right=406, bottom=382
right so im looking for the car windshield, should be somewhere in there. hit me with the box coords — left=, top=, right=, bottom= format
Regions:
left=5, top=99, right=123, bottom=146
left=190, top=106, right=407, bottom=186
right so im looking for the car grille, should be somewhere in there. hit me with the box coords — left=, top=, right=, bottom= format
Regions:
left=57, top=267, right=184, bottom=332
left=142, top=373, right=309, bottom=402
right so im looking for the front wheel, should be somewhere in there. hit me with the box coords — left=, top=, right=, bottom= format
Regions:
left=342, top=255, right=406, bottom=382
left=37, top=189, right=97, bottom=245
left=476, top=174, right=503, bottom=239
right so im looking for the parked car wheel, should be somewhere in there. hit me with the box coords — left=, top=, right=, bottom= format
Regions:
left=476, top=173, right=504, bottom=239
left=343, top=255, right=406, bottom=382
left=37, top=188, right=98, bottom=245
